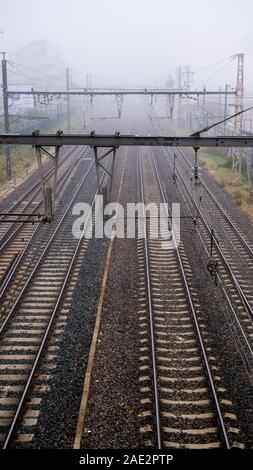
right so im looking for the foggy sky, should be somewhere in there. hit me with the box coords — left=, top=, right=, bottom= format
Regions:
left=1, top=0, right=253, bottom=91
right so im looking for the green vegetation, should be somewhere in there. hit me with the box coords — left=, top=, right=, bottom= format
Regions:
left=0, top=145, right=36, bottom=184
left=234, top=190, right=244, bottom=206
left=198, top=147, right=253, bottom=219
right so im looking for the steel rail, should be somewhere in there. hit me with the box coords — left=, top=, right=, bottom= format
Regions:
left=148, top=119, right=253, bottom=321
left=0, top=157, right=94, bottom=316
left=149, top=147, right=230, bottom=449
left=153, top=126, right=253, bottom=367
left=2, top=154, right=113, bottom=449
left=0, top=145, right=75, bottom=226
left=0, top=153, right=81, bottom=253
left=159, top=144, right=253, bottom=320
left=176, top=147, right=253, bottom=259
left=0, top=145, right=89, bottom=251
left=174, top=152, right=253, bottom=320
left=0, top=145, right=92, bottom=295
left=0, top=119, right=110, bottom=298
left=0, top=145, right=76, bottom=248
left=0, top=158, right=81, bottom=296
left=150, top=116, right=253, bottom=368
left=138, top=148, right=162, bottom=449
left=173, top=170, right=253, bottom=370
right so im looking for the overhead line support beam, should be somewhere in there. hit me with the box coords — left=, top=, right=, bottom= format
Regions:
left=5, top=90, right=236, bottom=97
left=1, top=134, right=253, bottom=147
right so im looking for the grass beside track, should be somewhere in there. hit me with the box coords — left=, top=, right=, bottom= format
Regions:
left=0, top=145, right=36, bottom=184
left=199, top=148, right=253, bottom=220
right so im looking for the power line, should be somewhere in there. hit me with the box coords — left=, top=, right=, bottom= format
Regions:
left=194, top=56, right=235, bottom=74
left=7, top=67, right=35, bottom=84
left=7, top=60, right=65, bottom=83
left=195, top=60, right=236, bottom=91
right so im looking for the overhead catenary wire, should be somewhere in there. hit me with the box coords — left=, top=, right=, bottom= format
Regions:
left=194, top=55, right=235, bottom=74
left=7, top=60, right=66, bottom=84
left=7, top=67, right=35, bottom=84
left=195, top=61, right=236, bottom=91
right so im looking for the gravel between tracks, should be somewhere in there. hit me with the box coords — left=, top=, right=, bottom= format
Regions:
left=17, top=236, right=109, bottom=449
left=82, top=236, right=141, bottom=448
left=81, top=147, right=143, bottom=448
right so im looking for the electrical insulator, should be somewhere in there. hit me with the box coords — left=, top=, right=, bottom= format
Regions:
left=191, top=165, right=201, bottom=184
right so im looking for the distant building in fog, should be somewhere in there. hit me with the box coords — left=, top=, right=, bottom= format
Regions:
left=15, top=40, right=66, bottom=90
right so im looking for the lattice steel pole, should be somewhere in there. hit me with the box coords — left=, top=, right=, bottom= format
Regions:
left=1, top=52, right=12, bottom=180
left=66, top=67, right=71, bottom=132
left=232, top=53, right=244, bottom=183
left=177, top=66, right=182, bottom=128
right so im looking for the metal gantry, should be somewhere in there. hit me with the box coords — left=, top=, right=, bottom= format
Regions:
left=1, top=133, right=253, bottom=147
left=0, top=130, right=253, bottom=223
left=5, top=89, right=235, bottom=97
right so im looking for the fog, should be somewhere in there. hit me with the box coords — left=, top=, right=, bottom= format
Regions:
left=1, top=0, right=253, bottom=90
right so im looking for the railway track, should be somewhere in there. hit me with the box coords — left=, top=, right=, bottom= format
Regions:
left=146, top=118, right=253, bottom=372
left=153, top=144, right=253, bottom=371
left=0, top=149, right=112, bottom=447
left=0, top=119, right=106, bottom=275
left=0, top=157, right=84, bottom=285
left=0, top=112, right=251, bottom=448
left=176, top=147, right=253, bottom=294
left=137, top=146, right=243, bottom=449
left=0, top=145, right=74, bottom=229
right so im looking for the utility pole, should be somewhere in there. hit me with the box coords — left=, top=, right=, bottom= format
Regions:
left=66, top=67, right=71, bottom=132
left=232, top=53, right=244, bottom=184
left=224, top=84, right=229, bottom=133
left=250, top=150, right=253, bottom=196
left=183, top=66, right=193, bottom=91
left=1, top=52, right=12, bottom=180
left=202, top=86, right=206, bottom=127
left=223, top=84, right=230, bottom=155
left=177, top=66, right=182, bottom=128
left=218, top=86, right=222, bottom=131
left=32, top=87, right=37, bottom=108
left=218, top=86, right=221, bottom=114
